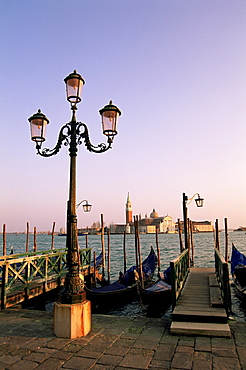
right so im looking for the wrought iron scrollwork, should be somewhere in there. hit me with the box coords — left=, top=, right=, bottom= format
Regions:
left=35, top=121, right=112, bottom=157
left=36, top=123, right=71, bottom=157
left=76, top=122, right=112, bottom=153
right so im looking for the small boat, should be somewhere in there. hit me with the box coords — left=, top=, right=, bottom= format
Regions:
left=231, top=243, right=246, bottom=297
left=137, top=266, right=172, bottom=305
left=85, top=247, right=157, bottom=303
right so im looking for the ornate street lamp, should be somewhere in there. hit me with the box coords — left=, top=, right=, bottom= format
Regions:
left=182, top=192, right=204, bottom=252
left=76, top=200, right=92, bottom=213
left=28, top=71, right=121, bottom=338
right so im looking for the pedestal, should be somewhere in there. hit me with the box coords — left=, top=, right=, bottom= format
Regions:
left=53, top=300, right=91, bottom=338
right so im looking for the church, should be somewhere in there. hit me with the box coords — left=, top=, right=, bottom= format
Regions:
left=110, top=193, right=176, bottom=234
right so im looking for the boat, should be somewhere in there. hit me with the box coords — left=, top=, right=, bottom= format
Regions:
left=137, top=266, right=172, bottom=306
left=85, top=246, right=157, bottom=303
left=231, top=243, right=246, bottom=297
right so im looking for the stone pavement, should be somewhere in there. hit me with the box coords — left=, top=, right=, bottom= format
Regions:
left=0, top=309, right=245, bottom=370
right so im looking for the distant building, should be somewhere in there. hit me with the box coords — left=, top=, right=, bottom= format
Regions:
left=138, top=210, right=175, bottom=234
left=176, top=220, right=214, bottom=233
left=126, top=192, right=133, bottom=224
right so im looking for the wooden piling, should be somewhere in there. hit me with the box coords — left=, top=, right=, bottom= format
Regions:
left=3, top=224, right=6, bottom=256
left=93, top=251, right=96, bottom=285
left=51, top=222, right=55, bottom=250
left=33, top=227, right=37, bottom=252
left=215, top=219, right=220, bottom=250
left=101, top=214, right=105, bottom=278
left=26, top=222, right=29, bottom=253
left=85, top=234, right=88, bottom=249
left=190, top=220, right=194, bottom=267
left=156, top=225, right=161, bottom=278
left=134, top=216, right=139, bottom=270
left=224, top=218, right=229, bottom=262
left=178, top=218, right=183, bottom=253
left=107, top=229, right=110, bottom=283
left=123, top=229, right=127, bottom=274
left=187, top=218, right=190, bottom=267
left=136, top=216, right=143, bottom=287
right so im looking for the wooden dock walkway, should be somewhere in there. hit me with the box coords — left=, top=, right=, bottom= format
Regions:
left=170, top=267, right=231, bottom=337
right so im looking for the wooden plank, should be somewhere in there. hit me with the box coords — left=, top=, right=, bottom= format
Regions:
left=173, top=307, right=227, bottom=316
left=209, top=274, right=219, bottom=287
left=170, top=321, right=231, bottom=337
left=210, top=286, right=223, bottom=307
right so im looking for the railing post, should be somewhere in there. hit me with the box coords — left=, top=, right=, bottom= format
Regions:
left=1, top=264, right=7, bottom=309
left=170, top=261, right=176, bottom=309
left=214, top=248, right=231, bottom=316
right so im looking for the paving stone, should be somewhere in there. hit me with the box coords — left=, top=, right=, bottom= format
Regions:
left=148, top=358, right=171, bottom=369
left=34, top=357, right=64, bottom=369
left=97, top=354, right=123, bottom=366
left=192, top=352, right=212, bottom=370
left=64, top=355, right=96, bottom=369
left=132, top=340, right=159, bottom=350
left=211, top=337, right=235, bottom=349
left=9, top=348, right=31, bottom=357
left=36, top=347, right=57, bottom=354
left=91, top=365, right=115, bottom=370
left=0, top=343, right=17, bottom=355
left=7, top=359, right=38, bottom=370
left=23, top=352, right=51, bottom=363
left=153, top=344, right=176, bottom=361
left=212, top=347, right=237, bottom=358
left=178, top=339, right=195, bottom=347
left=171, top=352, right=193, bottom=369
left=128, top=347, right=154, bottom=356
left=105, top=346, right=129, bottom=356
left=176, top=345, right=194, bottom=353
left=192, top=358, right=212, bottom=370
left=112, top=338, right=135, bottom=348
left=70, top=337, right=89, bottom=346
left=0, top=361, right=6, bottom=370
left=52, top=351, right=73, bottom=360
left=76, top=347, right=102, bottom=359
left=237, top=346, right=246, bottom=369
left=118, top=353, right=151, bottom=369
left=63, top=343, right=83, bottom=353
left=45, top=338, right=72, bottom=350
left=0, top=355, right=20, bottom=365
left=212, top=355, right=241, bottom=370
left=195, top=337, right=211, bottom=352
left=160, top=335, right=179, bottom=345
left=20, top=338, right=49, bottom=351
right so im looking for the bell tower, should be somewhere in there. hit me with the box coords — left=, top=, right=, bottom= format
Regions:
left=126, top=192, right=132, bottom=224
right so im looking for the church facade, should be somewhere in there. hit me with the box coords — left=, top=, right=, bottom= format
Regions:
left=109, top=193, right=175, bottom=234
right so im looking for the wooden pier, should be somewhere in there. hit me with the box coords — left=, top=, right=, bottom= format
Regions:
left=170, top=267, right=231, bottom=337
left=0, top=248, right=99, bottom=309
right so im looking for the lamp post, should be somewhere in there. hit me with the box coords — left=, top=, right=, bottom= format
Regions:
left=182, top=192, right=204, bottom=252
left=28, top=70, right=121, bottom=338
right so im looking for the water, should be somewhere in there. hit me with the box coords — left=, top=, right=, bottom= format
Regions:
left=1, top=231, right=246, bottom=320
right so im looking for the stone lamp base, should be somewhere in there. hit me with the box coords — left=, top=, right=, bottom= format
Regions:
left=53, top=300, right=91, bottom=339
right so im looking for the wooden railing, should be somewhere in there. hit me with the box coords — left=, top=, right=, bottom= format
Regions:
left=214, top=248, right=231, bottom=314
left=0, top=248, right=91, bottom=309
left=170, top=248, right=189, bottom=309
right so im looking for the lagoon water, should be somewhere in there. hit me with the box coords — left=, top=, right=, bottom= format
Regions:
left=1, top=231, right=246, bottom=321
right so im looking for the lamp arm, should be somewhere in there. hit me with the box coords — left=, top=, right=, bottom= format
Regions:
left=76, top=122, right=112, bottom=153
left=76, top=199, right=87, bottom=208
left=187, top=193, right=200, bottom=206
left=35, top=124, right=70, bottom=157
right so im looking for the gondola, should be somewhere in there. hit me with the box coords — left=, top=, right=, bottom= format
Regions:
left=85, top=246, right=157, bottom=303
left=137, top=266, right=172, bottom=305
left=231, top=243, right=246, bottom=297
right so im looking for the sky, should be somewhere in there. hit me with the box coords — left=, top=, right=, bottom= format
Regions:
left=0, top=0, right=245, bottom=232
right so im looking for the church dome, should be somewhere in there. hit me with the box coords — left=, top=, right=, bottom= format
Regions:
left=150, top=208, right=159, bottom=218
